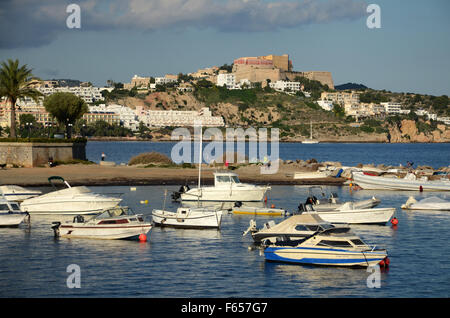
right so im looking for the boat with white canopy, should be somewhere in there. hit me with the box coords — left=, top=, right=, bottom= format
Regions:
left=401, top=196, right=450, bottom=211
left=352, top=171, right=450, bottom=191
left=21, top=176, right=122, bottom=214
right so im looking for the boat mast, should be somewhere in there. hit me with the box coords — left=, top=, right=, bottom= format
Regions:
left=310, top=121, right=313, bottom=139
left=198, top=123, right=202, bottom=191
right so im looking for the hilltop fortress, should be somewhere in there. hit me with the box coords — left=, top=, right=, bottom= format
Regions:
left=232, top=54, right=334, bottom=89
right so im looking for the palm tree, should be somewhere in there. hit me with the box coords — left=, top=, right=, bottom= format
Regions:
left=0, top=59, right=43, bottom=138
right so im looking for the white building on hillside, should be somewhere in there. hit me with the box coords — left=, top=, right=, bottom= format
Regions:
left=317, top=100, right=334, bottom=111
left=380, top=102, right=410, bottom=115
left=89, top=104, right=139, bottom=130
left=269, top=80, right=302, bottom=92
left=135, top=106, right=224, bottom=128
left=217, top=73, right=236, bottom=88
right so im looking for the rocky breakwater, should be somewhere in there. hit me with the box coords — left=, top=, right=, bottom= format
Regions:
left=388, top=119, right=450, bottom=143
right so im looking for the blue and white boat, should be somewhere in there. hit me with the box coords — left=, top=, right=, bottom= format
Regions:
left=264, top=225, right=388, bottom=267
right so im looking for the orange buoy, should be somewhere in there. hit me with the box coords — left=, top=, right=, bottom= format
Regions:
left=264, top=196, right=268, bottom=203
left=271, top=204, right=275, bottom=208
left=390, top=217, right=399, bottom=226
left=139, top=234, right=147, bottom=242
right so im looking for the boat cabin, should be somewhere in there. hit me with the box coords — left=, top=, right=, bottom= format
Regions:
left=213, top=172, right=241, bottom=186
left=273, top=225, right=370, bottom=250
left=0, top=199, right=21, bottom=213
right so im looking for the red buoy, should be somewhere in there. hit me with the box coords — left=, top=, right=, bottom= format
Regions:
left=419, top=185, right=423, bottom=192
left=385, top=257, right=390, bottom=267
left=391, top=217, right=399, bottom=226
left=139, top=234, right=147, bottom=242
left=264, top=196, right=268, bottom=203
left=379, top=259, right=385, bottom=267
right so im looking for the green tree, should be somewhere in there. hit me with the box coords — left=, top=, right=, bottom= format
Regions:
left=0, top=59, right=43, bottom=138
left=44, top=92, right=88, bottom=139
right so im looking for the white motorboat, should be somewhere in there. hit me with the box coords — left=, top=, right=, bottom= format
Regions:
left=401, top=196, right=450, bottom=211
left=0, top=185, right=42, bottom=202
left=20, top=176, right=122, bottom=214
left=302, top=121, right=319, bottom=144
left=302, top=186, right=380, bottom=211
left=232, top=201, right=288, bottom=216
left=51, top=206, right=151, bottom=240
left=151, top=206, right=223, bottom=229
left=352, top=171, right=450, bottom=191
left=0, top=198, right=29, bottom=227
left=299, top=202, right=395, bottom=225
left=264, top=225, right=388, bottom=267
left=243, top=213, right=339, bottom=244
left=177, top=172, right=270, bottom=202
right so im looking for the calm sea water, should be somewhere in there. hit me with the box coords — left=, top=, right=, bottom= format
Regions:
left=0, top=185, right=449, bottom=298
left=86, top=141, right=450, bottom=168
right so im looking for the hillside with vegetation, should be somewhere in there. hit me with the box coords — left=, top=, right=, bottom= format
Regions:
left=100, top=78, right=449, bottom=142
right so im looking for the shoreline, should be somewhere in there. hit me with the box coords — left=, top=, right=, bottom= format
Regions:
left=0, top=164, right=346, bottom=187
left=85, top=137, right=450, bottom=144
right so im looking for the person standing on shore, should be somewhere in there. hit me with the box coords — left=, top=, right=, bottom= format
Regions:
left=101, top=152, right=106, bottom=161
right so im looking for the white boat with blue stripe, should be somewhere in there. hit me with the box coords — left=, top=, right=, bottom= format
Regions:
left=264, top=225, right=388, bottom=267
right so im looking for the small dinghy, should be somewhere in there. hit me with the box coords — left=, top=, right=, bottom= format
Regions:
left=401, top=196, right=450, bottom=211
left=51, top=206, right=151, bottom=240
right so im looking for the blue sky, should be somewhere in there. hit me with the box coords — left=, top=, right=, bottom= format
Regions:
left=0, top=0, right=449, bottom=96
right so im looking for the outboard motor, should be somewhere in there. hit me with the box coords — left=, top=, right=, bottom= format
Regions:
left=171, top=184, right=190, bottom=202
left=51, top=222, right=61, bottom=237
left=234, top=201, right=243, bottom=208
left=305, top=196, right=318, bottom=205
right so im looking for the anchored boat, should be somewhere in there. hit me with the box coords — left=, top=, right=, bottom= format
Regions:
left=401, top=196, right=450, bottom=211
left=264, top=225, right=388, bottom=267
left=0, top=198, right=29, bottom=227
left=176, top=171, right=270, bottom=202
left=151, top=206, right=223, bottom=229
left=0, top=185, right=42, bottom=202
left=299, top=202, right=395, bottom=225
left=51, top=206, right=151, bottom=240
left=243, top=213, right=338, bottom=244
left=21, top=176, right=122, bottom=214
left=352, top=171, right=450, bottom=191
left=303, top=186, right=380, bottom=211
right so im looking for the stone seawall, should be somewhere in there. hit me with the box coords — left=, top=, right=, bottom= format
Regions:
left=0, top=142, right=86, bottom=167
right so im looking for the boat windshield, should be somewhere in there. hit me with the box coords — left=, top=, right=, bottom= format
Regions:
left=231, top=176, right=240, bottom=183
left=95, top=207, right=130, bottom=219
left=9, top=203, right=21, bottom=211
left=0, top=204, right=10, bottom=211
left=216, top=176, right=231, bottom=183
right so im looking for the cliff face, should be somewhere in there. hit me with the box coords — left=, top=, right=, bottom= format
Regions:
left=388, top=120, right=450, bottom=143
